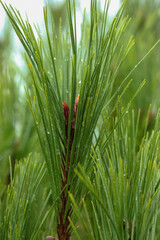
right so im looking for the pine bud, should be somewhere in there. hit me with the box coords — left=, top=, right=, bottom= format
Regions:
left=72, top=96, right=79, bottom=129
left=62, top=101, right=69, bottom=125
left=62, top=96, right=79, bottom=130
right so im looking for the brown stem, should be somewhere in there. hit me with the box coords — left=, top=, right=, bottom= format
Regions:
left=57, top=143, right=72, bottom=240
left=57, top=97, right=79, bottom=240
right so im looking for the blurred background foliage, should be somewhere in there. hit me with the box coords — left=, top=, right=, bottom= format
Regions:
left=118, top=0, right=160, bottom=110
left=0, top=0, right=160, bottom=238
left=0, top=19, right=40, bottom=199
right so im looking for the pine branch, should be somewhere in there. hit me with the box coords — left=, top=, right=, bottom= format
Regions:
left=1, top=0, right=159, bottom=239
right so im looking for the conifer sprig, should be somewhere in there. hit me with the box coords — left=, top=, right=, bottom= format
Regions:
left=70, top=109, right=160, bottom=239
left=1, top=0, right=159, bottom=238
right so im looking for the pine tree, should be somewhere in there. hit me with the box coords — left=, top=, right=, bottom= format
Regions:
left=0, top=0, right=160, bottom=239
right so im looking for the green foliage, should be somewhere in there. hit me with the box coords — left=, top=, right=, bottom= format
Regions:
left=0, top=154, right=47, bottom=240
left=0, top=0, right=160, bottom=239
left=118, top=0, right=160, bottom=110
left=0, top=20, right=40, bottom=201
left=70, top=109, right=160, bottom=239
left=0, top=0, right=137, bottom=230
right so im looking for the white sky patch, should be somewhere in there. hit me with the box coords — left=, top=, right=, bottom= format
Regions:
left=0, top=0, right=121, bottom=31
left=0, top=0, right=44, bottom=67
left=13, top=50, right=25, bottom=68
left=79, top=0, right=120, bottom=16
left=0, top=0, right=121, bottom=67
left=1, top=0, right=44, bottom=25
left=76, top=0, right=121, bottom=43
left=102, top=0, right=121, bottom=17
left=0, top=5, right=6, bottom=30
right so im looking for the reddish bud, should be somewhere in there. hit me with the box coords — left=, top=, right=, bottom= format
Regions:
left=123, top=220, right=125, bottom=230
left=123, top=220, right=133, bottom=237
left=62, top=97, right=79, bottom=131
left=62, top=101, right=69, bottom=125
left=74, top=96, right=79, bottom=116
left=149, top=110, right=154, bottom=123
left=129, top=221, right=133, bottom=234
left=72, top=96, right=79, bottom=129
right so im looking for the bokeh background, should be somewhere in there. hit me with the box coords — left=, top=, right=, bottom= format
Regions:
left=0, top=0, right=160, bottom=238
